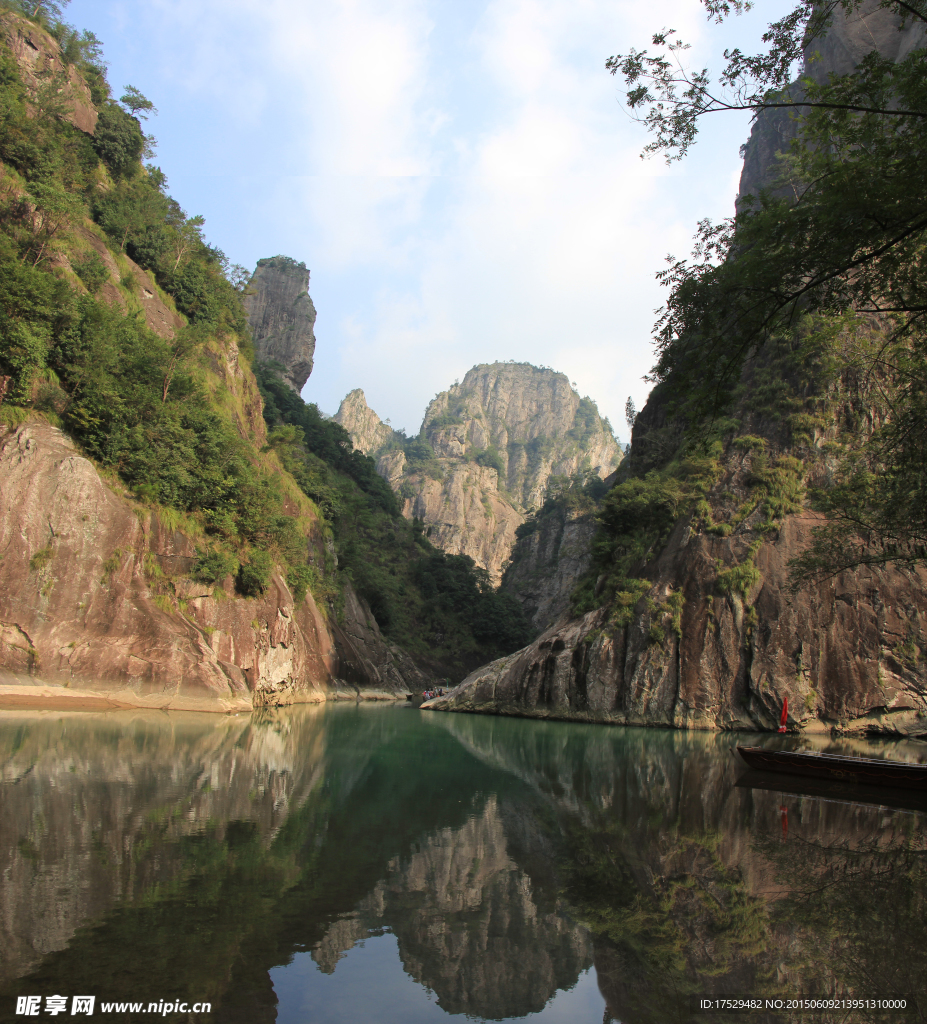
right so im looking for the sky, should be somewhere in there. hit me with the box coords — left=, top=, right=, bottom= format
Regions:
left=66, top=0, right=795, bottom=442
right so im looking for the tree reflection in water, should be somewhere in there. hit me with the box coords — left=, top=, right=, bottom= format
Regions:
left=0, top=706, right=924, bottom=1024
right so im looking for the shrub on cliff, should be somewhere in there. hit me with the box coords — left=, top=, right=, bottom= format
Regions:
left=402, top=436, right=444, bottom=480
left=92, top=103, right=144, bottom=177
left=236, top=550, right=273, bottom=597
left=474, top=445, right=504, bottom=477
left=72, top=251, right=108, bottom=293
left=192, top=550, right=239, bottom=585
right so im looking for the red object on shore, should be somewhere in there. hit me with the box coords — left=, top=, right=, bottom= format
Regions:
left=778, top=698, right=788, bottom=733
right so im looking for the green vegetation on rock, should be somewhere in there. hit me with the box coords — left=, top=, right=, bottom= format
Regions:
left=607, top=0, right=927, bottom=578
left=257, top=364, right=533, bottom=678
left=0, top=10, right=325, bottom=601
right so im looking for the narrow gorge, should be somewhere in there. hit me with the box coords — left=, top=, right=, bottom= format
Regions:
left=1, top=1, right=925, bottom=736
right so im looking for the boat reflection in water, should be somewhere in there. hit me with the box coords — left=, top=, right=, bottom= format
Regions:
left=0, top=706, right=925, bottom=1023
left=737, top=744, right=927, bottom=790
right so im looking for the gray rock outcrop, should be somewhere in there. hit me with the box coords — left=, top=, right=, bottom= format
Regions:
left=244, top=256, right=317, bottom=392
left=423, top=363, right=621, bottom=508
left=334, top=363, right=622, bottom=584
left=738, top=1, right=927, bottom=205
left=333, top=389, right=395, bottom=454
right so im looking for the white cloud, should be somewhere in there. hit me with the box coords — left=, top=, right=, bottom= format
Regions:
left=71, top=0, right=796, bottom=439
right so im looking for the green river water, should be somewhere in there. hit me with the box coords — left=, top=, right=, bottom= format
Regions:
left=0, top=703, right=925, bottom=1024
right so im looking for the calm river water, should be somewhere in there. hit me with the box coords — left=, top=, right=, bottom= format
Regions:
left=0, top=703, right=925, bottom=1024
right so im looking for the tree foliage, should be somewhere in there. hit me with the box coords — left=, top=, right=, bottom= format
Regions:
left=607, top=0, right=927, bottom=577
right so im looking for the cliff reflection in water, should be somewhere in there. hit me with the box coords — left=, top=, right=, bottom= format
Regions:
left=0, top=705, right=925, bottom=1024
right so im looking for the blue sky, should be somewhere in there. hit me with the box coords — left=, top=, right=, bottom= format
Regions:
left=66, top=0, right=794, bottom=441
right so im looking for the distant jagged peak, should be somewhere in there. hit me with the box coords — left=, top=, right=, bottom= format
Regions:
left=423, top=361, right=604, bottom=439
left=420, top=361, right=622, bottom=512
left=333, top=388, right=395, bottom=456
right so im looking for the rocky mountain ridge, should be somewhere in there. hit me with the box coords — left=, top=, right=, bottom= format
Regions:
left=334, top=363, right=622, bottom=582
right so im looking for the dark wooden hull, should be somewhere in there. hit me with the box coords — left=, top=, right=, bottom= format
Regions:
left=736, top=745, right=927, bottom=792
left=735, top=770, right=927, bottom=814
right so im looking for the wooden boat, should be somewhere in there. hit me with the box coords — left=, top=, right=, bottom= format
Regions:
left=736, top=745, right=927, bottom=791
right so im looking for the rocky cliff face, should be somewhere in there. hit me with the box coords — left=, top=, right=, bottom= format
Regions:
left=430, top=500, right=927, bottom=736
left=429, top=8, right=927, bottom=735
left=738, top=1, right=926, bottom=205
left=423, top=363, right=620, bottom=508
left=499, top=506, right=597, bottom=633
left=0, top=13, right=98, bottom=135
left=332, top=389, right=394, bottom=455
left=0, top=414, right=418, bottom=712
left=0, top=419, right=335, bottom=711
left=335, top=363, right=621, bottom=583
left=243, top=256, right=316, bottom=393
left=395, top=461, right=524, bottom=585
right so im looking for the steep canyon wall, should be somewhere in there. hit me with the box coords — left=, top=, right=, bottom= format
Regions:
left=430, top=5, right=927, bottom=735
left=0, top=417, right=419, bottom=710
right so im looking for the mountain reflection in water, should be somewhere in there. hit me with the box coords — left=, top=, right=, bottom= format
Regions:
left=0, top=704, right=925, bottom=1024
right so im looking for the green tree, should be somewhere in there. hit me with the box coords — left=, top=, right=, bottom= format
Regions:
left=607, top=0, right=927, bottom=577
left=119, top=85, right=157, bottom=119
left=92, top=102, right=145, bottom=177
left=0, top=0, right=72, bottom=21
left=25, top=180, right=82, bottom=266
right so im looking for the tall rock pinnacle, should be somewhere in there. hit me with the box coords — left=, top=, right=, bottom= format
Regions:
left=244, top=256, right=317, bottom=393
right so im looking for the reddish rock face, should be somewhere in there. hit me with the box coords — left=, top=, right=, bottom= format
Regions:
left=0, top=420, right=338, bottom=710
left=0, top=14, right=98, bottom=136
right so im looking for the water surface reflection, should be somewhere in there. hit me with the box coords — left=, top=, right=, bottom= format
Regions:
left=0, top=705, right=924, bottom=1023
